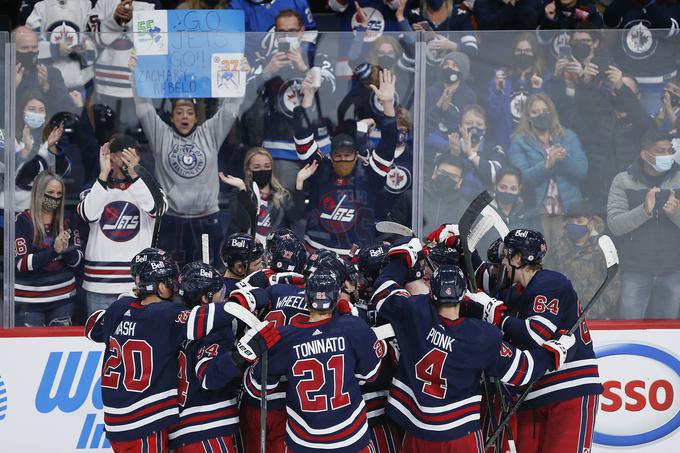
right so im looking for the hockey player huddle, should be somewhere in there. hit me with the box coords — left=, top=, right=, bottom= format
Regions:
left=85, top=224, right=602, bottom=453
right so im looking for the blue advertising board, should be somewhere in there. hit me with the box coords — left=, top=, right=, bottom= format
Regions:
left=132, top=10, right=245, bottom=98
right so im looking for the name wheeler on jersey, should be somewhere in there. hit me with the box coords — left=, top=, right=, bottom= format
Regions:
left=500, top=269, right=603, bottom=409
left=246, top=315, right=382, bottom=453
left=78, top=178, right=162, bottom=294
left=84, top=298, right=235, bottom=441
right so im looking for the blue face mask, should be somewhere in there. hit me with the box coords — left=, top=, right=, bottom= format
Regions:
left=24, top=111, right=46, bottom=130
left=565, top=223, right=589, bottom=242
left=651, top=154, right=674, bottom=173
left=496, top=190, right=519, bottom=206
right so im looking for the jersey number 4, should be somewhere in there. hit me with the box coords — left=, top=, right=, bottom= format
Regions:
left=415, top=348, right=448, bottom=399
left=293, top=355, right=350, bottom=412
left=101, top=338, right=153, bottom=393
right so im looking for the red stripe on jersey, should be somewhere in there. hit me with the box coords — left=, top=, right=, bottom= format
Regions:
left=295, top=139, right=314, bottom=153
left=370, top=156, right=391, bottom=173
left=16, top=284, right=76, bottom=297
left=84, top=312, right=99, bottom=338
left=197, top=361, right=210, bottom=382
left=510, top=354, right=527, bottom=387
left=105, top=397, right=177, bottom=424
left=390, top=388, right=480, bottom=423
left=288, top=410, right=367, bottom=443
left=373, top=425, right=389, bottom=452
left=176, top=408, right=238, bottom=428
left=19, top=256, right=28, bottom=272
left=131, top=302, right=145, bottom=309
left=148, top=433, right=157, bottom=453
left=208, top=437, right=221, bottom=452
left=366, top=398, right=386, bottom=411
left=196, top=306, right=207, bottom=339
left=95, top=70, right=131, bottom=80
left=529, top=320, right=553, bottom=340
left=85, top=267, right=131, bottom=275
left=245, top=371, right=262, bottom=397
left=534, top=366, right=599, bottom=389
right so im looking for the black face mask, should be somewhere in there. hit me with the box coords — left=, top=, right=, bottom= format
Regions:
left=434, top=175, right=459, bottom=193
left=252, top=169, right=272, bottom=188
left=467, top=127, right=486, bottom=146
left=202, top=0, right=221, bottom=5
left=377, top=55, right=397, bottom=70
left=17, top=51, right=38, bottom=68
left=441, top=68, right=461, bottom=85
left=530, top=112, right=552, bottom=132
left=514, top=53, right=535, bottom=70
left=571, top=42, right=591, bottom=62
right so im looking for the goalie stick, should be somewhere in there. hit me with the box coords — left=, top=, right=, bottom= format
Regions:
left=468, top=205, right=510, bottom=251
left=485, top=235, right=619, bottom=450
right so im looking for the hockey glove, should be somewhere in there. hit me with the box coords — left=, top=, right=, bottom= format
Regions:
left=228, top=287, right=268, bottom=313
left=236, top=269, right=272, bottom=290
left=269, top=272, right=305, bottom=286
left=426, top=224, right=459, bottom=247
left=542, top=331, right=576, bottom=371
left=464, top=290, right=507, bottom=327
left=387, top=237, right=424, bottom=269
left=236, top=321, right=281, bottom=362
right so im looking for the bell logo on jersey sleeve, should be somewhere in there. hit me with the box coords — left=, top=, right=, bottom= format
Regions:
left=100, top=201, right=141, bottom=242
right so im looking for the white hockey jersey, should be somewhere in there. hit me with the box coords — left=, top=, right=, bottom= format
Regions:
left=77, top=178, right=160, bottom=294
left=26, top=0, right=95, bottom=89
left=91, top=0, right=155, bottom=98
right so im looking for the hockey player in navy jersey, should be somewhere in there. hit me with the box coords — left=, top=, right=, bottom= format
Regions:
left=169, top=262, right=243, bottom=453
left=294, top=69, right=398, bottom=255
left=245, top=270, right=385, bottom=453
left=465, top=229, right=603, bottom=453
left=220, top=233, right=265, bottom=293
left=84, top=250, right=278, bottom=452
left=371, top=238, right=577, bottom=453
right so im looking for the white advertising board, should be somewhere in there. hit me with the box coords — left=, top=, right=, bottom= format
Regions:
left=0, top=324, right=678, bottom=452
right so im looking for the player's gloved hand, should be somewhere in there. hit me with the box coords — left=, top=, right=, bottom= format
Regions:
left=236, top=321, right=281, bottom=362
left=387, top=237, right=424, bottom=268
left=426, top=224, right=459, bottom=247
left=337, top=297, right=358, bottom=316
left=228, top=287, right=267, bottom=313
left=542, top=330, right=576, bottom=370
left=269, top=272, right=305, bottom=286
left=236, top=269, right=271, bottom=289
left=464, top=290, right=507, bottom=326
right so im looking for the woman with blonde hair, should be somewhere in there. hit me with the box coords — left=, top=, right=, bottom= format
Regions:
left=220, top=147, right=304, bottom=243
left=15, top=170, right=82, bottom=326
left=508, top=93, right=588, bottom=244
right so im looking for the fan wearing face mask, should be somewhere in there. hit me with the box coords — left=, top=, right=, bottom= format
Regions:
left=607, top=130, right=680, bottom=320
left=539, top=0, right=603, bottom=30
left=424, top=51, right=477, bottom=163
left=15, top=171, right=83, bottom=327
left=294, top=69, right=398, bottom=256
left=547, top=201, right=620, bottom=320
left=487, top=33, right=548, bottom=150
left=423, top=154, right=469, bottom=232
left=508, top=93, right=588, bottom=245
left=447, top=104, right=506, bottom=201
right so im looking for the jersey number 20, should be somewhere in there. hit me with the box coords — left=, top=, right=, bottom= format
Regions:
left=101, top=338, right=153, bottom=392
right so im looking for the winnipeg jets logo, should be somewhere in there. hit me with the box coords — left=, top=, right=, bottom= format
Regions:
left=623, top=21, right=657, bottom=60
left=319, top=192, right=358, bottom=234
left=385, top=165, right=411, bottom=194
left=100, top=201, right=141, bottom=242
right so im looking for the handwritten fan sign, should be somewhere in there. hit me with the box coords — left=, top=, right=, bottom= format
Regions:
left=132, top=10, right=245, bottom=98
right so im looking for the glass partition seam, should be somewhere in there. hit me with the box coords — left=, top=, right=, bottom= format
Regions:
left=412, top=33, right=426, bottom=239
left=3, top=38, right=16, bottom=328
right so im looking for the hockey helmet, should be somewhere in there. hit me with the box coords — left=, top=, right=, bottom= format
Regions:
left=305, top=270, right=341, bottom=311
left=178, top=261, right=225, bottom=307
left=503, top=229, right=547, bottom=267
left=134, top=253, right=179, bottom=298
left=430, top=265, right=466, bottom=306
left=221, top=233, right=264, bottom=268
left=130, top=247, right=167, bottom=278
left=356, top=243, right=388, bottom=283
left=271, top=238, right=308, bottom=273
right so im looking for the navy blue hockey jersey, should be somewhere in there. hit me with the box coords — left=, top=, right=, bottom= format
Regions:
left=500, top=269, right=603, bottom=409
left=84, top=297, right=233, bottom=441
left=245, top=315, right=382, bottom=453
left=15, top=210, right=82, bottom=304
left=294, top=106, right=397, bottom=254
left=371, top=260, right=558, bottom=442
left=168, top=327, right=241, bottom=449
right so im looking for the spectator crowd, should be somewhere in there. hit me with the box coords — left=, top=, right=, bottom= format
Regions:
left=3, top=0, right=680, bottom=325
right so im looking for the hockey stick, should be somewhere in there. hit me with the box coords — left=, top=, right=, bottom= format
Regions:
left=375, top=221, right=415, bottom=238
left=457, top=191, right=513, bottom=453
left=468, top=205, right=510, bottom=251
left=201, top=234, right=210, bottom=264
left=224, top=302, right=260, bottom=329
left=134, top=164, right=166, bottom=247
left=485, top=235, right=619, bottom=450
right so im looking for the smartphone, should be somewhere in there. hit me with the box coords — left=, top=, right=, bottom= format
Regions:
left=415, top=21, right=434, bottom=32
left=558, top=45, right=571, bottom=60
left=278, top=41, right=290, bottom=53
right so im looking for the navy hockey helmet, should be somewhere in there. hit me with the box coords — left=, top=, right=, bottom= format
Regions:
left=317, top=253, right=353, bottom=284
left=503, top=229, right=547, bottom=267
left=271, top=238, right=308, bottom=273
left=487, top=238, right=505, bottom=265
left=356, top=243, right=388, bottom=282
left=303, top=249, right=337, bottom=277
left=221, top=233, right=264, bottom=268
left=305, top=270, right=341, bottom=311
left=130, top=247, right=167, bottom=278
left=134, top=254, right=179, bottom=298
left=430, top=265, right=466, bottom=306
left=178, top=262, right=225, bottom=307
left=427, top=243, right=461, bottom=270
left=265, top=228, right=297, bottom=255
